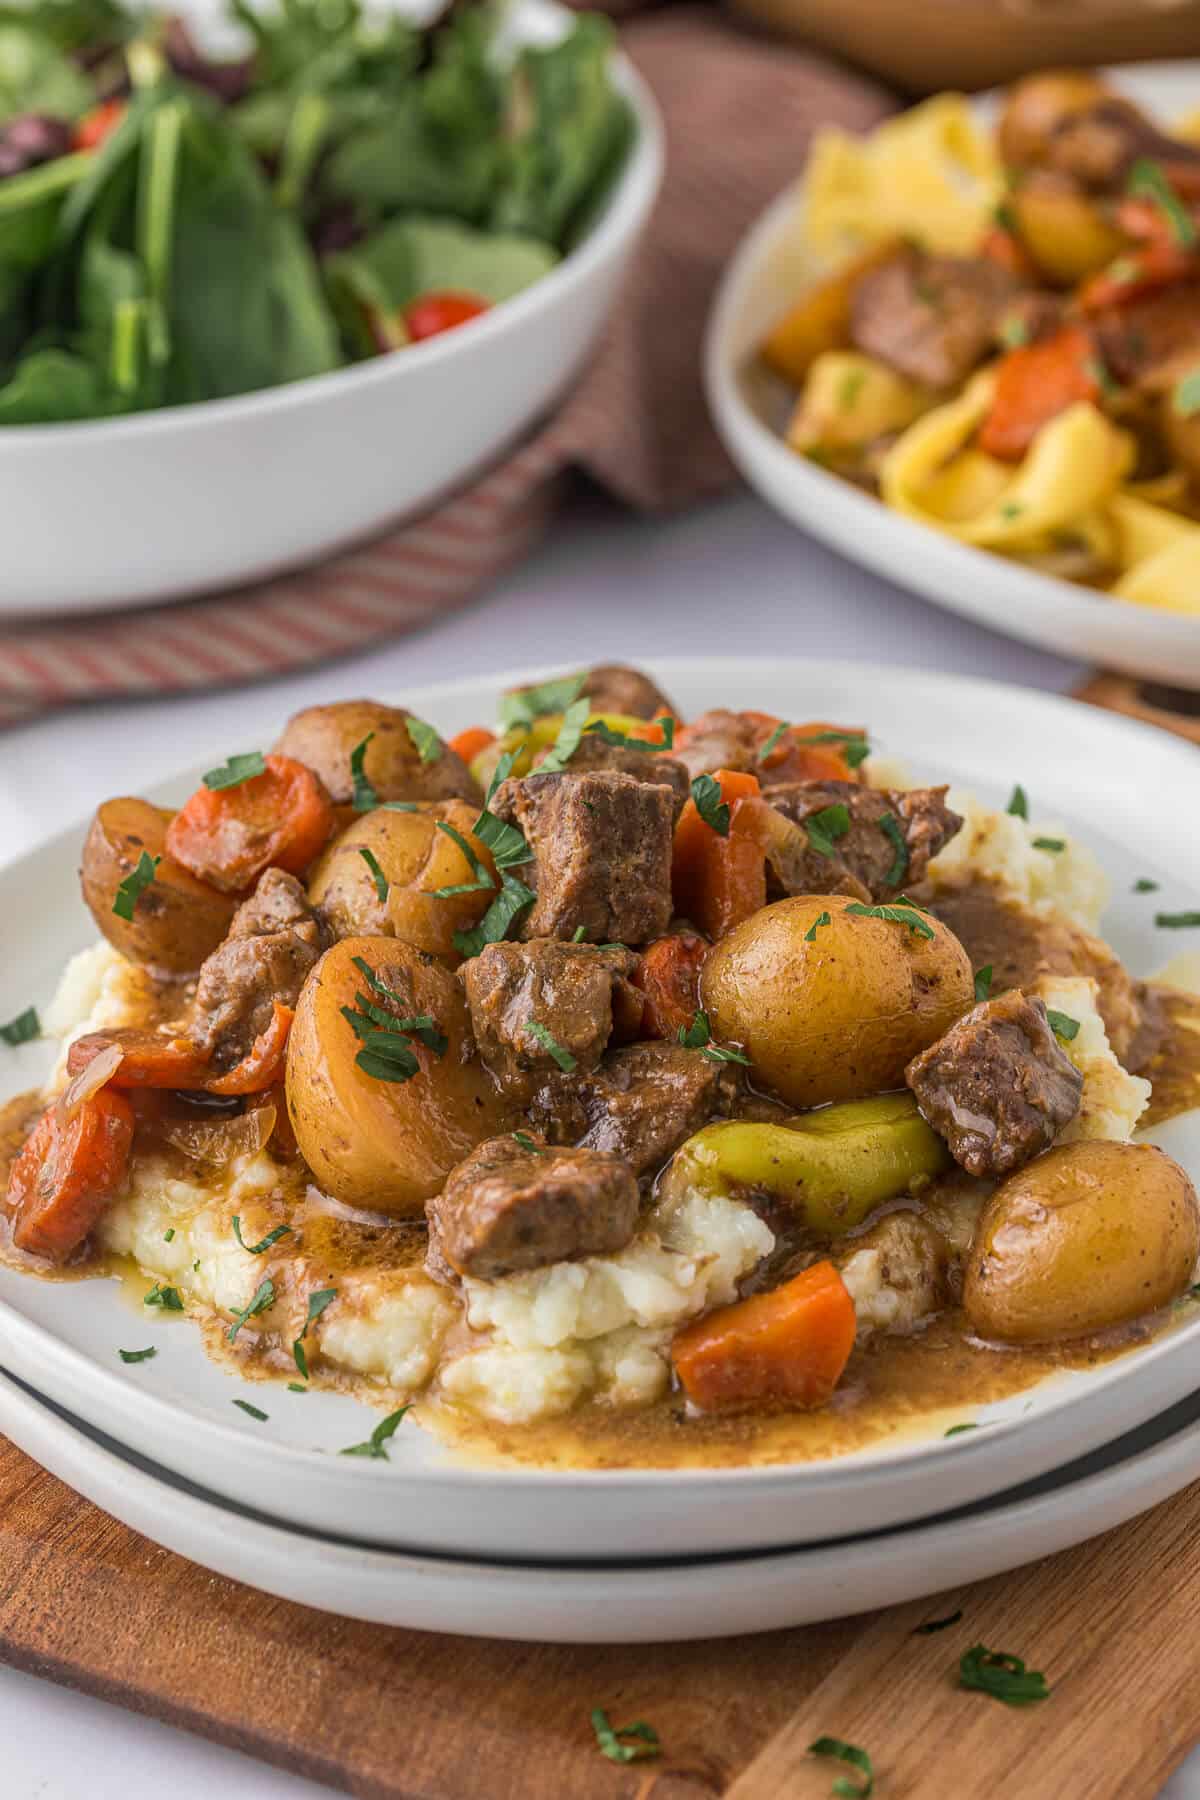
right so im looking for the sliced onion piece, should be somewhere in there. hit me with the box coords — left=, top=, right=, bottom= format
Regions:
left=55, top=1041, right=124, bottom=1123
left=164, top=1103, right=277, bottom=1166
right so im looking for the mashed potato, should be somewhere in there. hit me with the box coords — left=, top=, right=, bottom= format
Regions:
left=927, top=789, right=1107, bottom=933
left=1034, top=974, right=1151, bottom=1144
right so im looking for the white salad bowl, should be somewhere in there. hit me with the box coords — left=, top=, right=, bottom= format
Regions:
left=0, top=0, right=663, bottom=617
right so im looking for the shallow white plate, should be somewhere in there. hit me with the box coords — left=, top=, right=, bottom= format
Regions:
left=0, top=658, right=1198, bottom=1563
left=705, top=65, right=1200, bottom=689
left=0, top=0, right=663, bottom=616
left=5, top=1361, right=1200, bottom=1642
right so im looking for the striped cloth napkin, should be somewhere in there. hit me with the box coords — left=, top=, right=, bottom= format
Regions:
left=0, top=9, right=891, bottom=730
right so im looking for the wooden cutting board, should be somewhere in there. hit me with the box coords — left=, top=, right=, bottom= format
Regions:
left=2, top=674, right=1197, bottom=1799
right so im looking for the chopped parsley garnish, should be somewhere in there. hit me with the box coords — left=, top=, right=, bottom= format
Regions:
left=590, top=1710, right=661, bottom=1765
left=381, top=801, right=419, bottom=812
left=144, top=1282, right=183, bottom=1311
left=1086, top=355, right=1117, bottom=397
left=795, top=729, right=870, bottom=769
left=1000, top=501, right=1024, bottom=520
left=757, top=719, right=790, bottom=761
left=232, top=1217, right=293, bottom=1256
left=845, top=897, right=935, bottom=940
left=958, top=1643, right=1050, bottom=1706
left=1127, top=157, right=1196, bottom=247
left=944, top=1422, right=977, bottom=1437
left=163, top=1228, right=175, bottom=1242
left=233, top=1399, right=269, bottom=1422
left=805, top=803, right=851, bottom=859
left=525, top=1019, right=577, bottom=1072
left=452, top=875, right=536, bottom=958
left=914, top=1608, right=963, bottom=1635
left=113, top=851, right=161, bottom=921
left=974, top=965, right=993, bottom=1002
left=433, top=821, right=495, bottom=898
left=1173, top=368, right=1200, bottom=419
left=585, top=716, right=677, bottom=753
left=349, top=734, right=378, bottom=811
left=343, top=956, right=447, bottom=1082
left=288, top=1382, right=308, bottom=1393
left=405, top=715, right=443, bottom=764
left=500, top=673, right=585, bottom=732
left=808, top=1736, right=873, bottom=1797
left=805, top=910, right=832, bottom=942
left=677, top=1009, right=751, bottom=1066
left=202, top=750, right=266, bottom=791
left=226, top=1276, right=275, bottom=1343
left=358, top=845, right=390, bottom=903
left=448, top=754, right=536, bottom=957
left=691, top=773, right=730, bottom=837
left=999, top=314, right=1028, bottom=350
left=292, top=1286, right=337, bottom=1378
left=837, top=367, right=866, bottom=412
left=340, top=1405, right=410, bottom=1459
left=512, top=1130, right=542, bottom=1153
left=572, top=925, right=587, bottom=942
left=1033, top=836, right=1065, bottom=852
left=1134, top=878, right=1160, bottom=893
left=0, top=1006, right=39, bottom=1046
left=1006, top=783, right=1028, bottom=819
left=1156, top=912, right=1200, bottom=929
left=118, top=1347, right=156, bottom=1364
left=878, top=814, right=908, bottom=886
left=539, top=695, right=592, bottom=774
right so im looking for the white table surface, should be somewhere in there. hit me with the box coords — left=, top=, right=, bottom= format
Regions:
left=0, top=487, right=1194, bottom=1797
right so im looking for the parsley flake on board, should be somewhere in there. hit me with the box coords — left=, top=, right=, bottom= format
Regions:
left=233, top=1399, right=269, bottom=1422
left=1157, top=912, right=1200, bottom=929
left=500, top=673, right=585, bottom=732
left=808, top=1735, right=873, bottom=1797
left=974, top=965, right=994, bottom=1003
left=357, top=845, right=390, bottom=903
left=958, top=1643, right=1050, bottom=1706
left=1174, top=368, right=1200, bottom=419
left=292, top=1286, right=337, bottom=1378
left=1046, top=1009, right=1080, bottom=1042
left=232, top=1217, right=293, bottom=1256
left=202, top=751, right=266, bottom=791
left=118, top=1347, right=156, bottom=1364
left=691, top=773, right=730, bottom=837
left=805, top=910, right=832, bottom=942
left=349, top=734, right=378, bottom=810
left=589, top=1710, right=661, bottom=1765
left=226, top=1277, right=275, bottom=1344
left=796, top=729, right=870, bottom=769
left=1134, top=878, right=1160, bottom=893
left=405, top=715, right=443, bottom=764
left=845, top=897, right=935, bottom=941
left=914, top=1608, right=963, bottom=1635
left=144, top=1282, right=183, bottom=1311
left=113, top=851, right=161, bottom=921
left=878, top=814, right=908, bottom=886
left=525, top=1019, right=577, bottom=1072
left=340, top=1405, right=410, bottom=1459
left=433, top=821, right=495, bottom=898
left=538, top=696, right=592, bottom=773
left=1006, top=783, right=1029, bottom=819
left=1033, top=836, right=1065, bottom=852
left=0, top=1006, right=39, bottom=1046
left=805, top=803, right=852, bottom=859
left=1127, top=157, right=1197, bottom=247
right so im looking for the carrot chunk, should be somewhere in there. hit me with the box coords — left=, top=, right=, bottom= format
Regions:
left=7, top=1088, right=134, bottom=1262
left=671, top=1261, right=856, bottom=1413
left=208, top=1002, right=294, bottom=1095
left=635, top=931, right=710, bottom=1039
left=67, top=1028, right=210, bottom=1089
left=165, top=754, right=334, bottom=893
left=672, top=768, right=766, bottom=940
left=744, top=713, right=866, bottom=784
left=448, top=725, right=496, bottom=764
left=1078, top=241, right=1198, bottom=312
left=977, top=324, right=1101, bottom=461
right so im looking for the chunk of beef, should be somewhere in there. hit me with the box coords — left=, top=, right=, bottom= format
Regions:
left=581, top=663, right=676, bottom=721
left=670, top=709, right=759, bottom=782
left=851, top=246, right=1016, bottom=389
left=461, top=939, right=642, bottom=1101
left=906, top=990, right=1083, bottom=1177
left=193, top=869, right=324, bottom=1070
left=426, top=1136, right=640, bottom=1279
left=532, top=731, right=690, bottom=821
left=529, top=1042, right=741, bottom=1176
left=491, top=770, right=675, bottom=946
left=995, top=290, right=1065, bottom=351
left=1096, top=283, right=1200, bottom=389
left=1039, top=99, right=1200, bottom=193
left=927, top=883, right=1142, bottom=1065
left=764, top=781, right=961, bottom=903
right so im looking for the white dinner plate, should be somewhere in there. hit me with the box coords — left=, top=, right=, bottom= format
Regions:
left=0, top=659, right=1198, bottom=1563
left=4, top=1361, right=1200, bottom=1642
left=705, top=65, right=1200, bottom=689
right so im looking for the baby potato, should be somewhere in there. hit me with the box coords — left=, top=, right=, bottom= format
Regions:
left=307, top=801, right=496, bottom=955
left=273, top=699, right=476, bottom=806
left=286, top=936, right=512, bottom=1215
left=963, top=1141, right=1200, bottom=1344
left=81, top=797, right=238, bottom=977
left=700, top=893, right=973, bottom=1108
left=996, top=70, right=1112, bottom=168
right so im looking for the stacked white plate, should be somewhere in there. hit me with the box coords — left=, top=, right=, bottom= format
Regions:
left=2, top=660, right=1198, bottom=1641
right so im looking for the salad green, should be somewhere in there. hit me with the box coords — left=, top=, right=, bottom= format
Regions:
left=0, top=0, right=631, bottom=422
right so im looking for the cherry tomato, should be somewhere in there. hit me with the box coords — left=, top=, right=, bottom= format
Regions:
left=403, top=292, right=490, bottom=343
left=73, top=99, right=126, bottom=153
